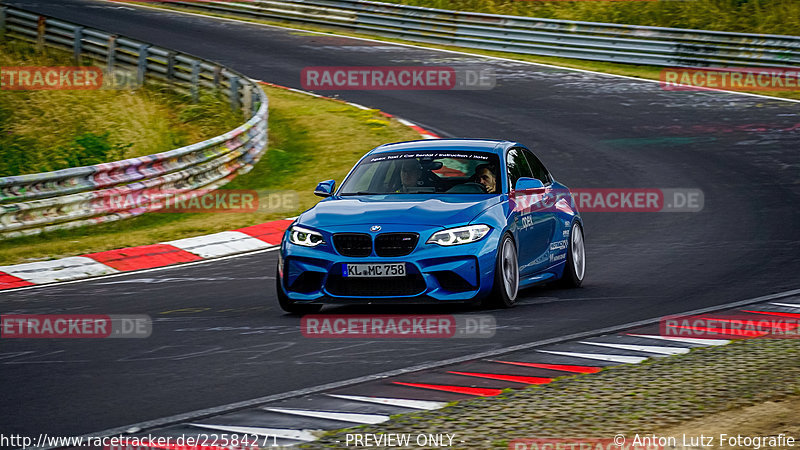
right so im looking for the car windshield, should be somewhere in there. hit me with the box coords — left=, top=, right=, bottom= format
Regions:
left=339, top=150, right=502, bottom=195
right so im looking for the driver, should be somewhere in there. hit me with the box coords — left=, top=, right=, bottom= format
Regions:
left=473, top=164, right=498, bottom=193
left=397, top=159, right=424, bottom=192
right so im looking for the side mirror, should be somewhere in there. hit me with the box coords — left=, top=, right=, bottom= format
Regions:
left=515, top=177, right=545, bottom=191
left=314, top=179, right=336, bottom=197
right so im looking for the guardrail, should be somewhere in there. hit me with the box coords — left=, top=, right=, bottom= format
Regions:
left=155, top=0, right=799, bottom=68
left=0, top=4, right=268, bottom=239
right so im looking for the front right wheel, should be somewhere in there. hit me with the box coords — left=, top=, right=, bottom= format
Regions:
left=484, top=233, right=519, bottom=308
left=276, top=266, right=323, bottom=314
left=559, top=222, right=585, bottom=287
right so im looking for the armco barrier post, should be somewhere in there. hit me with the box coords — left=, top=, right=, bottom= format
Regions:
left=137, top=43, right=149, bottom=87
left=0, top=7, right=7, bottom=41
left=230, top=75, right=240, bottom=112
left=166, top=51, right=175, bottom=81
left=190, top=60, right=200, bottom=103
left=243, top=84, right=253, bottom=119
left=107, top=35, right=117, bottom=76
left=73, top=26, right=83, bottom=62
left=213, top=65, right=222, bottom=87
left=36, top=15, right=45, bottom=51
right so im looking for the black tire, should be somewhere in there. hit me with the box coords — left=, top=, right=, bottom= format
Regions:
left=483, top=233, right=519, bottom=308
left=559, top=222, right=585, bottom=288
left=276, top=266, right=323, bottom=314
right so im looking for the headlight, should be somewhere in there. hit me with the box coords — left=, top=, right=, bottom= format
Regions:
left=289, top=226, right=324, bottom=247
left=427, top=224, right=491, bottom=246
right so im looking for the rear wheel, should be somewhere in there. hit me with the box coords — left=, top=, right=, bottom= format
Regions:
left=484, top=233, right=519, bottom=308
left=559, top=222, right=585, bottom=287
left=276, top=266, right=323, bottom=314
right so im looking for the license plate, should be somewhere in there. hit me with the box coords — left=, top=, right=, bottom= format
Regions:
left=343, top=263, right=406, bottom=277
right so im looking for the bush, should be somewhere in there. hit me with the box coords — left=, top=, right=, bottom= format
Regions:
left=59, top=132, right=133, bottom=169
left=380, top=0, right=800, bottom=35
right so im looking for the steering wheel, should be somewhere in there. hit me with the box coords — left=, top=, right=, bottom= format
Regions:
left=447, top=182, right=488, bottom=194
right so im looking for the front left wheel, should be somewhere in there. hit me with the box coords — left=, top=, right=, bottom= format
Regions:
left=276, top=266, right=323, bottom=314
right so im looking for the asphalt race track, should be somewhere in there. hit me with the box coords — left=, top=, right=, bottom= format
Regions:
left=2, top=0, right=799, bottom=440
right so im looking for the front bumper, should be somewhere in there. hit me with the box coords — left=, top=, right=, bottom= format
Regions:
left=278, top=225, right=499, bottom=303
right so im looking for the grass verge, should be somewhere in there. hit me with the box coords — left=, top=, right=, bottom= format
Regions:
left=656, top=396, right=800, bottom=450
left=122, top=2, right=800, bottom=102
left=0, top=41, right=242, bottom=177
left=0, top=85, right=420, bottom=265
left=303, top=338, right=800, bottom=448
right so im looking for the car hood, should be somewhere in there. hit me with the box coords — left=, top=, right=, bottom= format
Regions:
left=299, top=195, right=502, bottom=228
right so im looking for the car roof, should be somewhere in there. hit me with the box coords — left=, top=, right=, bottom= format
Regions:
left=369, top=139, right=519, bottom=156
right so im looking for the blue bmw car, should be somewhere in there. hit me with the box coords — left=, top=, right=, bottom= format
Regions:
left=276, top=139, right=585, bottom=313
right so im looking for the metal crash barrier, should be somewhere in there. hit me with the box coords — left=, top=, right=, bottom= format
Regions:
left=0, top=5, right=268, bottom=239
left=153, top=0, right=799, bottom=68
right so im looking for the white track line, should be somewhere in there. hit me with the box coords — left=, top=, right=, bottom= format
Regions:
left=626, top=334, right=731, bottom=346
left=188, top=423, right=318, bottom=442
left=326, top=394, right=446, bottom=410
left=537, top=350, right=648, bottom=364
left=263, top=408, right=389, bottom=424
left=579, top=341, right=690, bottom=355
left=254, top=78, right=441, bottom=139
left=110, top=0, right=800, bottom=104
left=770, top=302, right=800, bottom=309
